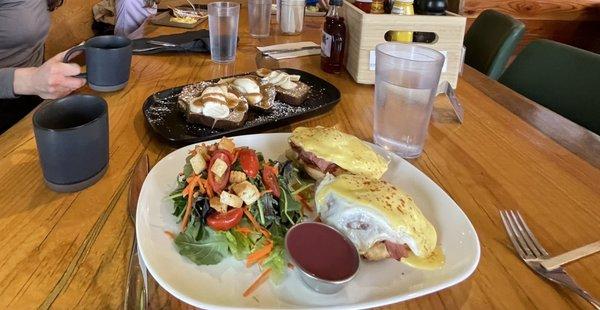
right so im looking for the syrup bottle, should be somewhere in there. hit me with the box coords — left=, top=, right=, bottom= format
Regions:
left=320, top=0, right=346, bottom=74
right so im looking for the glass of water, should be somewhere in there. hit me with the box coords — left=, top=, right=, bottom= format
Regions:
left=373, top=43, right=444, bottom=158
left=248, top=0, right=272, bottom=38
left=208, top=2, right=240, bottom=63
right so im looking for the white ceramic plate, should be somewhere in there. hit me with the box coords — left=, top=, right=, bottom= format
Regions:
left=137, top=133, right=480, bottom=309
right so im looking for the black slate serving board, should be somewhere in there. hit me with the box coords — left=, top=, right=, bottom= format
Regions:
left=142, top=68, right=341, bottom=145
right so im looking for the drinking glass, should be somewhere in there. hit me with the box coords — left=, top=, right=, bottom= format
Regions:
left=208, top=2, right=240, bottom=63
left=373, top=43, right=444, bottom=158
left=279, top=0, right=305, bottom=35
left=248, top=0, right=272, bottom=38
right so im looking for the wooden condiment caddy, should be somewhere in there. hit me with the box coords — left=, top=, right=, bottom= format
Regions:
left=342, top=0, right=466, bottom=90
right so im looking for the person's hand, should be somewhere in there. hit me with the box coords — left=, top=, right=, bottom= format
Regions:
left=13, top=49, right=86, bottom=99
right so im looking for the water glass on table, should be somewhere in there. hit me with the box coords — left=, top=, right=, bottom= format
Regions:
left=248, top=0, right=272, bottom=38
left=279, top=0, right=305, bottom=35
left=208, top=2, right=240, bottom=63
left=373, top=43, right=445, bottom=158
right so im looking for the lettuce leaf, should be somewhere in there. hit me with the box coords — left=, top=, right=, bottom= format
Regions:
left=263, top=229, right=287, bottom=283
left=174, top=223, right=229, bottom=265
left=277, top=178, right=302, bottom=225
left=224, top=230, right=251, bottom=260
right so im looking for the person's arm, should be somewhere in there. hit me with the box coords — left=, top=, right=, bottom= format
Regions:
left=115, top=0, right=156, bottom=36
left=0, top=67, right=18, bottom=99
left=8, top=50, right=86, bottom=100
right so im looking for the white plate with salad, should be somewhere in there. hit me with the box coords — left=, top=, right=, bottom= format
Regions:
left=136, top=132, right=480, bottom=309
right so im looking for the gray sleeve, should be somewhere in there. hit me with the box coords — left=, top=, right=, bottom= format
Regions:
left=0, top=67, right=18, bottom=99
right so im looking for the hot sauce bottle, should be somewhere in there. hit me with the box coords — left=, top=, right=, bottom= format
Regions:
left=320, top=0, right=346, bottom=74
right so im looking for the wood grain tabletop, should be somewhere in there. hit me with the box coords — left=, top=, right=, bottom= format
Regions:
left=0, top=9, right=599, bottom=310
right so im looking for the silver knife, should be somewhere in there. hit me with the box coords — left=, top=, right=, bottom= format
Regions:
left=124, top=154, right=150, bottom=310
left=148, top=40, right=179, bottom=47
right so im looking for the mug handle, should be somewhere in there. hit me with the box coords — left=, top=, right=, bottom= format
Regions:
left=63, top=45, right=87, bottom=79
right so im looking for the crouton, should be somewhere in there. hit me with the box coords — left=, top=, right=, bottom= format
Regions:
left=209, top=197, right=227, bottom=213
left=229, top=171, right=247, bottom=183
left=220, top=191, right=243, bottom=208
left=210, top=158, right=228, bottom=178
left=231, top=181, right=260, bottom=205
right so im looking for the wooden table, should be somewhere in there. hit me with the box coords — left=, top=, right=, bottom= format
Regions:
left=1, top=11, right=599, bottom=310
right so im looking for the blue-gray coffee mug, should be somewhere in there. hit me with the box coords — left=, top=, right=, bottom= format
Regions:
left=33, top=95, right=109, bottom=192
left=63, top=35, right=132, bottom=92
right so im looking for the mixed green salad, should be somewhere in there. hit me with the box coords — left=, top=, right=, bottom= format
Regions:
left=167, top=138, right=314, bottom=297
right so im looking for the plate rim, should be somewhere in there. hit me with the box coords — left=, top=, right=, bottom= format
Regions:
left=136, top=132, right=481, bottom=309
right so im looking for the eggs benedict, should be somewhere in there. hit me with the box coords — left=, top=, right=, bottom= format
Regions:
left=315, top=173, right=443, bottom=269
left=287, top=127, right=389, bottom=180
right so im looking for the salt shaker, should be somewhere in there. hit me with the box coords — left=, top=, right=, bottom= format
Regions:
left=280, top=0, right=305, bottom=35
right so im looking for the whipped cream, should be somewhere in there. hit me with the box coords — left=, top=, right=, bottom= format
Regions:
left=232, top=78, right=261, bottom=94
left=264, top=71, right=301, bottom=90
left=203, top=101, right=230, bottom=119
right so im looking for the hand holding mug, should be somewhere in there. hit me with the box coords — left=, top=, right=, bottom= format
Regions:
left=13, top=49, right=86, bottom=99
left=63, top=35, right=132, bottom=92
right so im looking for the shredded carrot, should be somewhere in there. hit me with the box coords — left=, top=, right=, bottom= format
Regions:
left=180, top=190, right=194, bottom=231
left=243, top=268, right=272, bottom=297
left=180, top=176, right=206, bottom=231
left=296, top=194, right=313, bottom=212
left=246, top=241, right=273, bottom=267
left=182, top=175, right=200, bottom=197
left=234, top=227, right=253, bottom=235
left=259, top=228, right=271, bottom=238
left=257, top=256, right=268, bottom=266
left=244, top=209, right=271, bottom=238
left=202, top=179, right=214, bottom=198
left=164, top=231, right=177, bottom=240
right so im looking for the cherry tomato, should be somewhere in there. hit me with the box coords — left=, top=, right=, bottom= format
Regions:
left=208, top=150, right=232, bottom=194
left=238, top=149, right=259, bottom=178
left=211, top=149, right=235, bottom=163
left=206, top=208, right=244, bottom=231
left=262, top=164, right=280, bottom=198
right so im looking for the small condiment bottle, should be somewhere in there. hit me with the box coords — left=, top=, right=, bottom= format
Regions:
left=371, top=0, right=385, bottom=13
left=387, top=0, right=414, bottom=42
left=354, top=0, right=372, bottom=13
left=321, top=0, right=346, bottom=74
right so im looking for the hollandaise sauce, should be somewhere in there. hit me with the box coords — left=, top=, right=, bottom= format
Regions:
left=290, top=127, right=388, bottom=179
left=401, top=246, right=445, bottom=270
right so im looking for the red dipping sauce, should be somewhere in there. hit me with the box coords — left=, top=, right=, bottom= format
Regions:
left=286, top=222, right=359, bottom=282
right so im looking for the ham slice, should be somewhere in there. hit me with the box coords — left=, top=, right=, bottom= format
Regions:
left=384, top=241, right=409, bottom=261
left=290, top=143, right=344, bottom=174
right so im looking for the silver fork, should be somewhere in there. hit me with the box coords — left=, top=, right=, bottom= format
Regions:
left=500, top=210, right=600, bottom=309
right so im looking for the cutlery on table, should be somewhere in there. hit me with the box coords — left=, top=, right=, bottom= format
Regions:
left=542, top=241, right=600, bottom=271
left=124, top=154, right=151, bottom=309
left=133, top=41, right=181, bottom=53
left=500, top=210, right=600, bottom=309
left=260, top=46, right=320, bottom=56
left=147, top=40, right=179, bottom=47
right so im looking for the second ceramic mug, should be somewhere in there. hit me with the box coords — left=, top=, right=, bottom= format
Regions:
left=33, top=95, right=109, bottom=192
left=63, top=35, right=132, bottom=92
